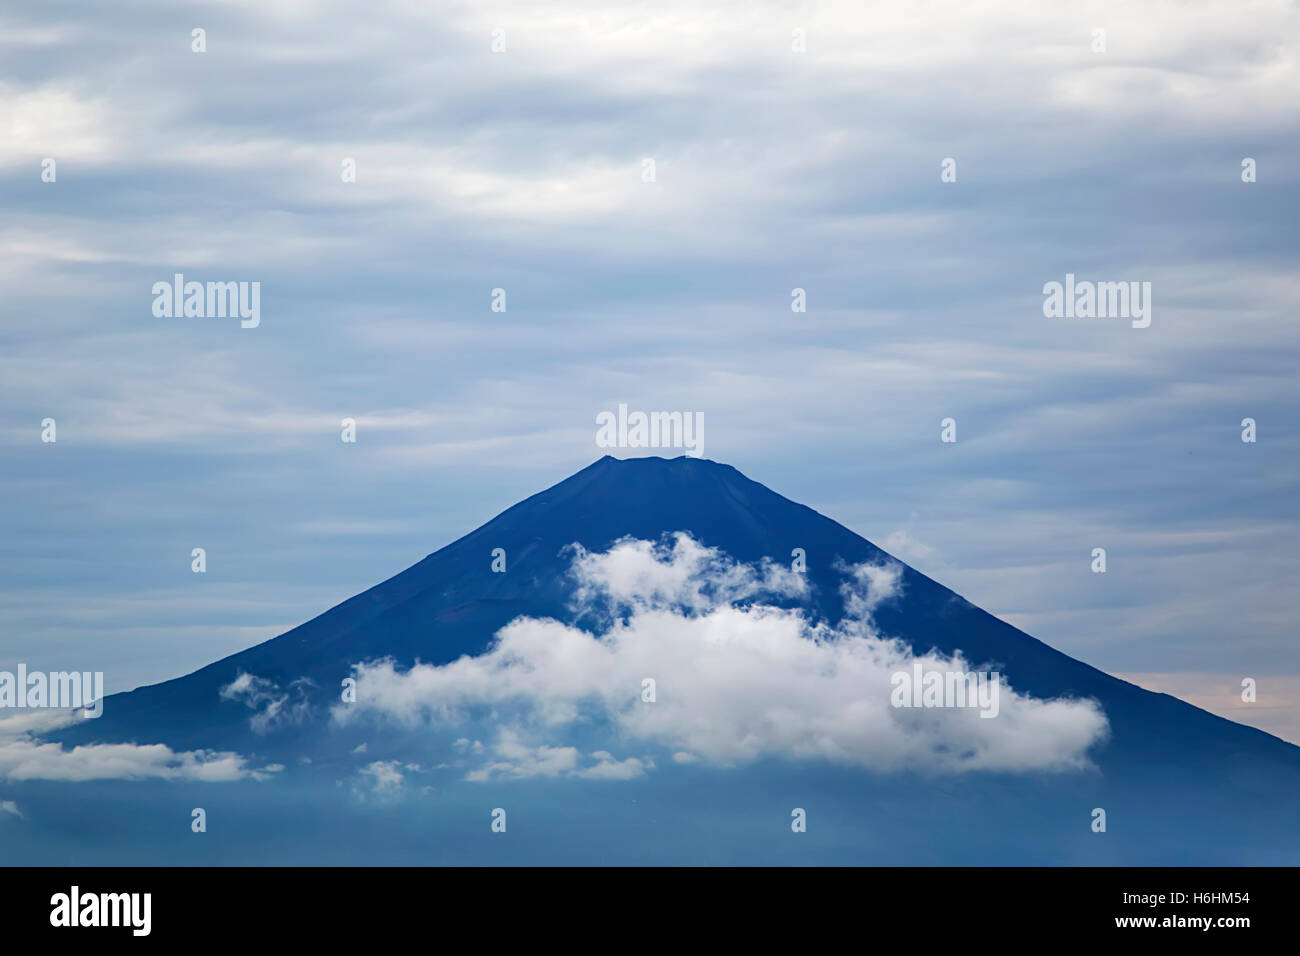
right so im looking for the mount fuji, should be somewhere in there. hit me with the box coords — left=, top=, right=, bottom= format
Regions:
left=19, top=456, right=1300, bottom=865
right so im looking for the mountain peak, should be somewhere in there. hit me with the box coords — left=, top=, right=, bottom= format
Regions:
left=56, top=455, right=1300, bottom=787
left=585, top=453, right=736, bottom=474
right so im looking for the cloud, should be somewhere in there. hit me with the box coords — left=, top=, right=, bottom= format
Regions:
left=461, top=730, right=650, bottom=782
left=0, top=800, right=22, bottom=818
left=0, top=740, right=279, bottom=783
left=836, top=558, right=904, bottom=621
left=577, top=751, right=651, bottom=781
left=0, top=711, right=279, bottom=783
left=335, top=535, right=1108, bottom=775
left=220, top=672, right=315, bottom=734
left=358, top=759, right=404, bottom=794
left=882, top=530, right=935, bottom=564
left=568, top=532, right=807, bottom=614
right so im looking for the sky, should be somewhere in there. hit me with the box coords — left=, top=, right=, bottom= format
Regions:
left=1, top=1, right=1297, bottom=742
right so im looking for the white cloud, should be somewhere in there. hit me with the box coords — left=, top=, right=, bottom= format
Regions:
left=334, top=535, right=1108, bottom=775
left=220, top=672, right=314, bottom=734
left=0, top=800, right=22, bottom=818
left=569, top=532, right=807, bottom=613
left=576, top=751, right=650, bottom=781
left=0, top=82, right=115, bottom=166
left=836, top=558, right=904, bottom=622
left=358, top=759, right=404, bottom=794
left=0, top=738, right=275, bottom=783
left=0, top=710, right=279, bottom=783
left=882, top=530, right=935, bottom=564
left=462, top=730, right=650, bottom=782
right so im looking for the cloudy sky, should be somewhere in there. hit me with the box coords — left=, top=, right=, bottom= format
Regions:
left=1, top=1, right=1297, bottom=742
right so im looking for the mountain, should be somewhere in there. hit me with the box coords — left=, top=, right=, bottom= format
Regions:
left=41, top=455, right=1300, bottom=864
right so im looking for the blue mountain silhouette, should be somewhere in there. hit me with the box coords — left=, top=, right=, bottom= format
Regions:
left=41, top=455, right=1300, bottom=864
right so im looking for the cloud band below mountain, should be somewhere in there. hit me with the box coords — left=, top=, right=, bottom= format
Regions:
left=0, top=711, right=280, bottom=783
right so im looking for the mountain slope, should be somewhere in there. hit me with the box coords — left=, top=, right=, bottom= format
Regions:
left=59, top=455, right=1299, bottom=777
left=32, top=455, right=1300, bottom=864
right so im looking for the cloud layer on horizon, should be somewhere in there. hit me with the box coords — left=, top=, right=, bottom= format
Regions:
left=0, top=711, right=280, bottom=783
